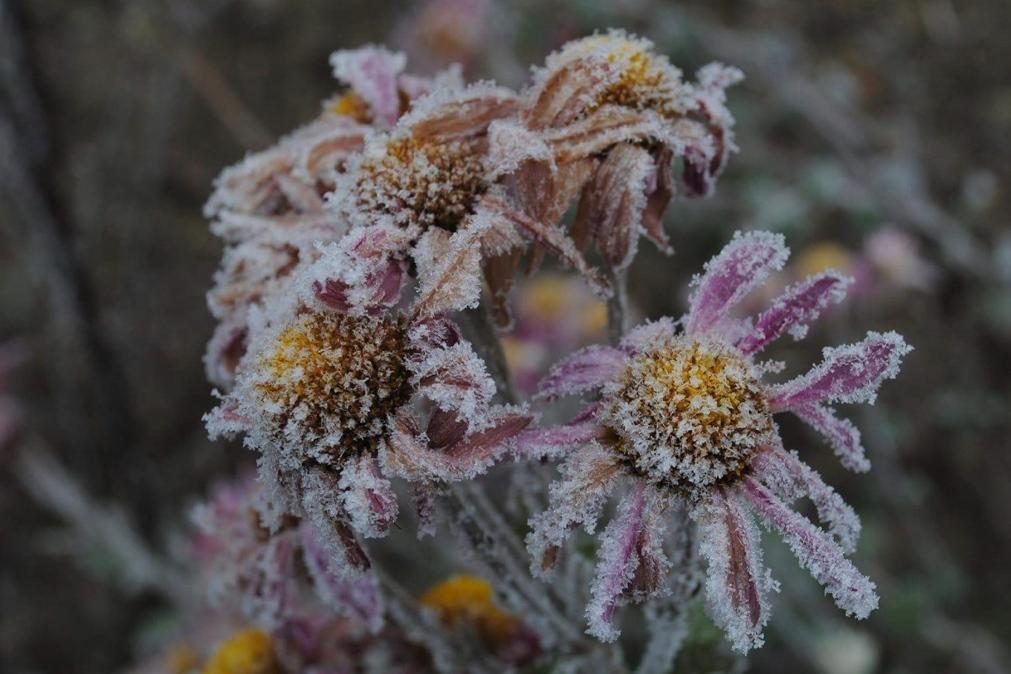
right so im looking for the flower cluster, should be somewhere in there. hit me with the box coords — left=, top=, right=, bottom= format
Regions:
left=192, top=29, right=911, bottom=673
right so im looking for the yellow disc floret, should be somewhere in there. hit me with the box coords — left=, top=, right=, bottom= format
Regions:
left=254, top=310, right=411, bottom=461
left=602, top=336, right=773, bottom=497
left=202, top=629, right=279, bottom=674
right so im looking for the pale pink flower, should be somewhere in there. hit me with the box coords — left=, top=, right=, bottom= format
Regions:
left=519, top=231, right=911, bottom=650
left=206, top=249, right=531, bottom=576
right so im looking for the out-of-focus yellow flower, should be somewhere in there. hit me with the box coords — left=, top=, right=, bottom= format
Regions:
left=420, top=574, right=518, bottom=644
left=794, top=242, right=855, bottom=278
left=165, top=644, right=199, bottom=674
left=202, top=629, right=279, bottom=674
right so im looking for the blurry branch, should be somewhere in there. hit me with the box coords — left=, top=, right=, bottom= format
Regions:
left=0, top=1, right=137, bottom=465
left=14, top=440, right=186, bottom=600
left=179, top=48, right=273, bottom=150
left=680, top=13, right=993, bottom=279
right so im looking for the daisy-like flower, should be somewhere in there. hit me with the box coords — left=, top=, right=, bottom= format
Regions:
left=206, top=250, right=531, bottom=577
left=203, top=47, right=461, bottom=388
left=490, top=30, right=742, bottom=273
left=519, top=231, right=911, bottom=650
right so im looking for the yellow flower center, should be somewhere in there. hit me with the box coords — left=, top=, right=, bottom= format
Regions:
left=602, top=336, right=773, bottom=496
left=356, top=135, right=487, bottom=231
left=255, top=310, right=411, bottom=460
left=202, top=629, right=279, bottom=674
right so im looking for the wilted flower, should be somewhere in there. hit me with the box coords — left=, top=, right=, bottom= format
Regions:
left=420, top=574, right=541, bottom=666
left=203, top=47, right=460, bottom=388
left=490, top=30, right=742, bottom=274
left=519, top=231, right=911, bottom=649
left=207, top=249, right=531, bottom=576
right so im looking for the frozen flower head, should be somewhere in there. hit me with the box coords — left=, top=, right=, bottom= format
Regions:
left=207, top=251, right=531, bottom=576
left=490, top=30, right=742, bottom=275
left=341, top=83, right=519, bottom=233
left=519, top=231, right=911, bottom=650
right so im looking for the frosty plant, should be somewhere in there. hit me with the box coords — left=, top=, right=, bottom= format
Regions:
left=190, top=30, right=912, bottom=674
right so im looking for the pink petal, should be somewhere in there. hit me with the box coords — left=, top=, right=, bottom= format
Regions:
left=769, top=331, right=912, bottom=408
left=442, top=409, right=532, bottom=466
left=300, top=526, right=384, bottom=633
left=791, top=403, right=869, bottom=473
left=311, top=226, right=411, bottom=315
left=338, top=454, right=399, bottom=538
left=536, top=345, right=628, bottom=400
left=586, top=484, right=648, bottom=641
left=736, top=272, right=852, bottom=355
left=411, top=341, right=496, bottom=425
left=526, top=446, right=623, bottom=577
left=686, top=231, right=789, bottom=336
left=696, top=489, right=773, bottom=654
left=329, top=46, right=406, bottom=127
left=750, top=445, right=861, bottom=553
left=743, top=477, right=878, bottom=619
left=426, top=407, right=469, bottom=450
left=241, top=534, right=298, bottom=628
left=513, top=404, right=603, bottom=460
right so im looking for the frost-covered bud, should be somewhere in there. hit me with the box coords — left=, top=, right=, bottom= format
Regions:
left=520, top=230, right=911, bottom=650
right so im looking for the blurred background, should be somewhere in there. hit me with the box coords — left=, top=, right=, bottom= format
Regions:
left=1, top=0, right=1009, bottom=672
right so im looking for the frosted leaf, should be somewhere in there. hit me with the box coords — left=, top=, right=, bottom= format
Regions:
left=526, top=445, right=623, bottom=577
left=792, top=403, right=870, bottom=472
left=686, top=230, right=789, bottom=336
left=695, top=489, right=776, bottom=654
left=737, top=271, right=852, bottom=355
left=586, top=485, right=648, bottom=641
left=330, top=46, right=407, bottom=127
left=536, top=345, right=629, bottom=400
left=770, top=331, right=912, bottom=408
left=409, top=340, right=496, bottom=425
left=750, top=445, right=861, bottom=553
left=411, top=213, right=492, bottom=319
left=300, top=526, right=384, bottom=633
left=743, top=477, right=878, bottom=619
left=338, top=454, right=399, bottom=538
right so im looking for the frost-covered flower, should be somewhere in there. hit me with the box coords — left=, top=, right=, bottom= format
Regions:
left=420, top=574, right=541, bottom=666
left=491, top=30, right=742, bottom=272
left=207, top=251, right=531, bottom=576
left=520, top=231, right=911, bottom=650
left=192, top=474, right=385, bottom=632
left=203, top=47, right=459, bottom=389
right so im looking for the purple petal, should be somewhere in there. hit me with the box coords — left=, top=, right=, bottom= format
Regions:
left=586, top=484, right=648, bottom=642
left=743, top=477, right=878, bottom=619
left=685, top=231, right=788, bottom=337
left=241, top=533, right=298, bottom=628
left=443, top=409, right=533, bottom=465
left=301, top=526, right=385, bottom=633
left=737, top=272, right=852, bottom=355
left=536, top=345, right=628, bottom=400
left=791, top=403, right=869, bottom=472
left=513, top=404, right=603, bottom=460
left=330, top=46, right=406, bottom=127
left=769, top=331, right=912, bottom=408
left=696, top=489, right=773, bottom=653
left=750, top=445, right=861, bottom=553
left=338, top=455, right=399, bottom=538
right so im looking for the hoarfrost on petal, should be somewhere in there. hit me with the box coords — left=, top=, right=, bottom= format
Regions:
left=743, top=477, right=878, bottom=619
left=300, top=526, right=385, bottom=633
left=338, top=454, right=399, bottom=538
left=686, top=230, right=789, bottom=336
left=330, top=46, right=407, bottom=127
left=791, top=403, right=870, bottom=472
left=536, top=345, right=629, bottom=400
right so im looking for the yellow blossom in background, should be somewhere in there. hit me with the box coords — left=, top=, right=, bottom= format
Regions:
left=420, top=574, right=518, bottom=644
left=202, top=629, right=279, bottom=674
left=794, top=241, right=855, bottom=278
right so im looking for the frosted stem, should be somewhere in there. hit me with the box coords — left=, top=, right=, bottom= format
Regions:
left=459, top=303, right=518, bottom=404
left=606, top=266, right=628, bottom=345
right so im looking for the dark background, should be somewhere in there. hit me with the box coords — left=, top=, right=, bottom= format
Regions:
left=2, top=1, right=1009, bottom=672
